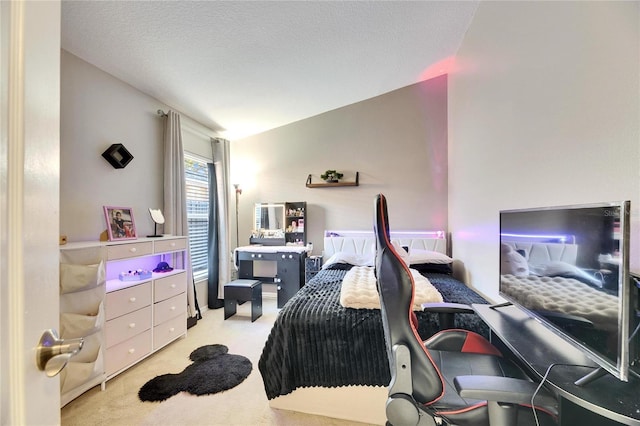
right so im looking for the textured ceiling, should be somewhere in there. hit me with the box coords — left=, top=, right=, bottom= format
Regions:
left=61, top=1, right=479, bottom=140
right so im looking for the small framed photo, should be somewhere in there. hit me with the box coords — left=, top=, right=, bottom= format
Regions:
left=104, top=206, right=137, bottom=241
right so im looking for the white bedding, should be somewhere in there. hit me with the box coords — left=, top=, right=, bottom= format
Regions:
left=340, top=266, right=443, bottom=310
left=500, top=273, right=618, bottom=331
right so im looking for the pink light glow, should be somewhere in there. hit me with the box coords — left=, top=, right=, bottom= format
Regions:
left=419, top=56, right=457, bottom=81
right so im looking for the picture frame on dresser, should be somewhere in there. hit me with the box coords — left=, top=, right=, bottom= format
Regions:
left=104, top=206, right=137, bottom=241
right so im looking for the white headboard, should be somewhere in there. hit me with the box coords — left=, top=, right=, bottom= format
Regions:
left=323, top=230, right=447, bottom=260
left=502, top=241, right=578, bottom=265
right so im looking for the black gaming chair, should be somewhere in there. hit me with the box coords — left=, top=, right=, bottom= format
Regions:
left=373, top=194, right=558, bottom=426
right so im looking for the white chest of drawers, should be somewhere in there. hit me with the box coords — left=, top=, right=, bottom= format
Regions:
left=60, top=236, right=189, bottom=402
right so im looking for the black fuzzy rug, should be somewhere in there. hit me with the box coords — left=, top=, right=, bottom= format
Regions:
left=138, top=344, right=252, bottom=402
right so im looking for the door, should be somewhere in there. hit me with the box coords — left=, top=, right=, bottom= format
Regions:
left=1, top=1, right=61, bottom=424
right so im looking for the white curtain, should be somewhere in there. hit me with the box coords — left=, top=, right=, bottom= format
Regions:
left=211, top=138, right=231, bottom=298
left=163, top=110, right=196, bottom=318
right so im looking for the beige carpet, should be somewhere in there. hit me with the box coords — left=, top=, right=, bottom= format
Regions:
left=61, top=294, right=371, bottom=426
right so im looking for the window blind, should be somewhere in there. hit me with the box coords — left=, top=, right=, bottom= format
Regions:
left=185, top=154, right=209, bottom=281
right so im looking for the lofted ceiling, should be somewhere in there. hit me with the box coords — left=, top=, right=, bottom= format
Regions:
left=61, top=1, right=479, bottom=140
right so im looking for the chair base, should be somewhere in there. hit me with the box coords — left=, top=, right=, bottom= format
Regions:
left=224, top=279, right=262, bottom=322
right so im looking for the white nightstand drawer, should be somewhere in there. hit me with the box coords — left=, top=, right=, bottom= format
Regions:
left=154, top=237, right=187, bottom=253
left=105, top=305, right=151, bottom=348
left=154, top=294, right=186, bottom=326
left=60, top=236, right=190, bottom=399
left=105, top=282, right=151, bottom=320
left=107, top=242, right=153, bottom=261
left=153, top=314, right=186, bottom=350
left=106, top=330, right=152, bottom=377
left=154, top=272, right=186, bottom=302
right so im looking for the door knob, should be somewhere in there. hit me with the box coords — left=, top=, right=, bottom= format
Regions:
left=36, top=329, right=84, bottom=377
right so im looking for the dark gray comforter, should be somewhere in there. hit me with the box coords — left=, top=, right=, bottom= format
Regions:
left=258, top=267, right=489, bottom=400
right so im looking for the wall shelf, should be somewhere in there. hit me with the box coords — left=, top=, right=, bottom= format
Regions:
left=306, top=172, right=359, bottom=188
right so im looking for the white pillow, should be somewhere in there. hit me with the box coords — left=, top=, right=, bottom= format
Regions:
left=392, top=241, right=411, bottom=266
left=409, top=248, right=453, bottom=265
left=500, top=243, right=529, bottom=277
left=542, top=261, right=602, bottom=287
left=542, top=261, right=581, bottom=276
left=322, top=252, right=374, bottom=269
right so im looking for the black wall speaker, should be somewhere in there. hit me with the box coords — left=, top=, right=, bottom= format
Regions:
left=102, top=143, right=134, bottom=169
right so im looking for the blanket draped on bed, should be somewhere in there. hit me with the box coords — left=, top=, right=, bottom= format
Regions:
left=258, top=268, right=489, bottom=400
left=340, top=266, right=443, bottom=310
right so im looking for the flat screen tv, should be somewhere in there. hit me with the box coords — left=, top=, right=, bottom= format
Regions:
left=499, top=201, right=639, bottom=384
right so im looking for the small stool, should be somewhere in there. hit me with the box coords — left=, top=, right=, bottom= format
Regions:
left=224, top=279, right=262, bottom=322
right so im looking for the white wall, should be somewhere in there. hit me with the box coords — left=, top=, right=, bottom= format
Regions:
left=60, top=50, right=217, bottom=242
left=60, top=51, right=217, bottom=310
left=232, top=75, right=449, bottom=255
left=61, top=50, right=165, bottom=241
left=449, top=1, right=640, bottom=300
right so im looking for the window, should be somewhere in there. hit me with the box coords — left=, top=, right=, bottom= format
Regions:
left=184, top=153, right=209, bottom=281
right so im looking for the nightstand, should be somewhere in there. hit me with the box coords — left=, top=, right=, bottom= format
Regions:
left=305, top=255, right=323, bottom=283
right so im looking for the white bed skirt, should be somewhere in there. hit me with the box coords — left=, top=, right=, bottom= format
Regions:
left=269, top=385, right=388, bottom=425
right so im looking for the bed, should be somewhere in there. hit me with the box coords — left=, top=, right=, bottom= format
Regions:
left=500, top=237, right=618, bottom=325
left=258, top=231, right=489, bottom=424
left=499, top=237, right=620, bottom=356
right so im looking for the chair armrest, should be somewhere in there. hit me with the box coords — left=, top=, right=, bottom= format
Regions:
left=421, top=302, right=474, bottom=314
left=453, top=375, right=557, bottom=407
left=422, top=302, right=475, bottom=330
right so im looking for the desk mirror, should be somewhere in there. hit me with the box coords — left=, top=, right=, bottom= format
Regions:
left=253, top=203, right=285, bottom=240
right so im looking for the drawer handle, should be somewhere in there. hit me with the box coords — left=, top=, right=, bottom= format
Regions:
left=171, top=284, right=176, bottom=288
left=129, top=323, right=136, bottom=328
left=129, top=297, right=136, bottom=303
left=130, top=247, right=137, bottom=253
left=169, top=327, right=175, bottom=332
left=170, top=242, right=175, bottom=247
left=282, top=254, right=285, bottom=259
left=128, top=348, right=135, bottom=354
left=251, top=254, right=255, bottom=258
left=170, top=306, right=176, bottom=311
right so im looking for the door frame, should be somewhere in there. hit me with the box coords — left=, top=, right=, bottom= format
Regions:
left=1, top=1, right=62, bottom=424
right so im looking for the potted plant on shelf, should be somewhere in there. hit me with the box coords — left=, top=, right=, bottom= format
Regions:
left=320, top=170, right=344, bottom=183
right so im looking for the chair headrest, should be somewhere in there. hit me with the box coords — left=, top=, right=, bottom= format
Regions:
left=374, top=194, right=390, bottom=251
